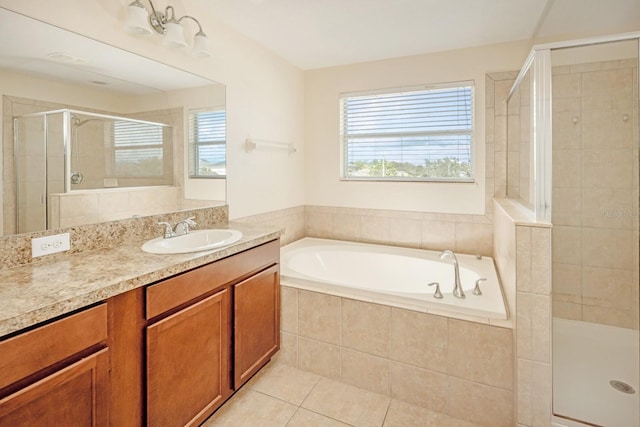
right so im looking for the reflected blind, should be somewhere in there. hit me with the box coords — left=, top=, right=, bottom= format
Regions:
left=188, top=109, right=226, bottom=178
left=340, top=81, right=474, bottom=181
left=111, top=120, right=164, bottom=177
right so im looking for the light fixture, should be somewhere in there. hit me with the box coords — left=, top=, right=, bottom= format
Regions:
left=124, top=0, right=212, bottom=57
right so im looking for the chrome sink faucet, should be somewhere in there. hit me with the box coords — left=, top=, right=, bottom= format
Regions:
left=439, top=250, right=465, bottom=298
left=174, top=216, right=197, bottom=236
left=157, top=216, right=197, bottom=238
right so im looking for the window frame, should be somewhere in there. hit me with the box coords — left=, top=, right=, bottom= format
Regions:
left=339, top=80, right=475, bottom=183
left=188, top=107, right=227, bottom=179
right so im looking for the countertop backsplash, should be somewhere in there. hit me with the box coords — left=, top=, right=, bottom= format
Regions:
left=0, top=205, right=229, bottom=270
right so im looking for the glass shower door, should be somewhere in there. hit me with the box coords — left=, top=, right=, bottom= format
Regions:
left=551, top=38, right=639, bottom=427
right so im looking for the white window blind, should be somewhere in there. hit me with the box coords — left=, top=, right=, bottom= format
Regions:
left=111, top=120, right=164, bottom=177
left=188, top=109, right=226, bottom=178
left=340, top=81, right=474, bottom=181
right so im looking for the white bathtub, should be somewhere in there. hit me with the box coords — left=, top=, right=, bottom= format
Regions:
left=280, top=238, right=508, bottom=321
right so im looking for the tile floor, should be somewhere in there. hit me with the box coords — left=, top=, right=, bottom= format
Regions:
left=202, top=359, right=482, bottom=427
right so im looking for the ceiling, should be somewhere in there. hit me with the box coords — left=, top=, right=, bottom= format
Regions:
left=208, top=0, right=640, bottom=70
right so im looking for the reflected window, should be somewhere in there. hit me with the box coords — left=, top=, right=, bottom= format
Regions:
left=111, top=120, right=164, bottom=177
left=188, top=108, right=226, bottom=178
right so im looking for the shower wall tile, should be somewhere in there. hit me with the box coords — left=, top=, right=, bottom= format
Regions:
left=581, top=68, right=633, bottom=96
left=494, top=80, right=512, bottom=117
left=494, top=115, right=508, bottom=151
left=551, top=188, right=582, bottom=227
left=552, top=263, right=582, bottom=303
left=552, top=110, right=582, bottom=150
left=581, top=188, right=633, bottom=229
left=553, top=299, right=583, bottom=320
left=582, top=227, right=633, bottom=270
left=552, top=150, right=583, bottom=188
left=583, top=149, right=633, bottom=189
left=551, top=226, right=582, bottom=265
left=552, top=73, right=581, bottom=98
left=583, top=305, right=636, bottom=329
left=582, top=266, right=633, bottom=310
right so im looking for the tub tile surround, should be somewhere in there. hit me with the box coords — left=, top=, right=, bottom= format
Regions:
left=279, top=285, right=515, bottom=427
left=493, top=199, right=552, bottom=427
left=305, top=205, right=494, bottom=257
left=233, top=205, right=305, bottom=246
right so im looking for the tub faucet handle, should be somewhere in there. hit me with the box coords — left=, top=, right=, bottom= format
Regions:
left=473, top=278, right=487, bottom=296
left=428, top=282, right=443, bottom=299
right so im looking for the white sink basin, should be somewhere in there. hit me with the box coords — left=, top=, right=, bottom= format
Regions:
left=141, top=229, right=243, bottom=254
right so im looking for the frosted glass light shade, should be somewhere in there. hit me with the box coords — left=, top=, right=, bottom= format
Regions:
left=162, top=21, right=188, bottom=48
left=124, top=1, right=152, bottom=35
left=192, top=33, right=211, bottom=57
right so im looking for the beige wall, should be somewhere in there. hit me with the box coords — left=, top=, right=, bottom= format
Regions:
left=303, top=40, right=532, bottom=215
left=0, top=0, right=306, bottom=221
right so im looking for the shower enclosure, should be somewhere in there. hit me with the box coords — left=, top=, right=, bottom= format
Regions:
left=13, top=109, right=172, bottom=233
left=507, top=34, right=640, bottom=426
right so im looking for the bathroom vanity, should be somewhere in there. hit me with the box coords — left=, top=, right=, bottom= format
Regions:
left=0, top=226, right=280, bottom=426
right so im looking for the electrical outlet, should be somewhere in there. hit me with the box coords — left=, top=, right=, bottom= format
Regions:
left=32, top=233, right=71, bottom=258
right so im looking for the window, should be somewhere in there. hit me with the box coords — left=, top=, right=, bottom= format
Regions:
left=188, top=108, right=226, bottom=178
left=340, top=81, right=474, bottom=181
left=110, top=120, right=165, bottom=177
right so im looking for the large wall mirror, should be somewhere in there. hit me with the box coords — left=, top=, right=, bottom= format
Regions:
left=0, top=7, right=226, bottom=237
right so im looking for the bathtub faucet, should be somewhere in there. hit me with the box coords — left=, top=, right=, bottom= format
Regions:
left=439, top=250, right=465, bottom=299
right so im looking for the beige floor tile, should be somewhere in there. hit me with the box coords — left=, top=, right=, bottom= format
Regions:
left=202, top=389, right=296, bottom=427
left=286, top=408, right=353, bottom=427
left=248, top=361, right=321, bottom=405
left=382, top=399, right=482, bottom=427
left=302, top=378, right=390, bottom=426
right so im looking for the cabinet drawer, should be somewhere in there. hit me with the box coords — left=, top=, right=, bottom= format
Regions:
left=0, top=304, right=107, bottom=391
left=146, top=239, right=279, bottom=319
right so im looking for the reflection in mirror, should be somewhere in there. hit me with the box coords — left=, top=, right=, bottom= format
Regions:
left=0, top=7, right=226, bottom=237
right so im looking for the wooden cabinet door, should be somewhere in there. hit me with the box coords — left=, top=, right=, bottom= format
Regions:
left=147, top=288, right=231, bottom=427
left=234, top=265, right=280, bottom=388
left=0, top=348, right=109, bottom=427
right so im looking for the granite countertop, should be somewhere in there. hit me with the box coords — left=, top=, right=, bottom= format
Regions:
left=0, top=222, right=280, bottom=339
